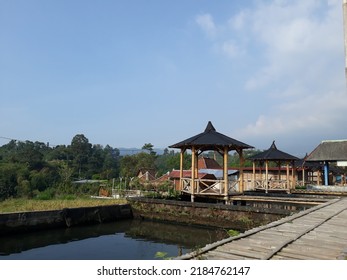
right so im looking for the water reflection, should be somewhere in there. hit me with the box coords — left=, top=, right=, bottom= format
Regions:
left=0, top=219, right=228, bottom=260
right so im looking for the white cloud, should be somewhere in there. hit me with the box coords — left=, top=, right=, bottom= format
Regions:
left=195, top=0, right=346, bottom=154
left=221, top=40, right=245, bottom=58
left=195, top=13, right=217, bottom=38
left=228, top=10, right=248, bottom=30
left=237, top=89, right=347, bottom=153
left=245, top=0, right=342, bottom=91
left=195, top=12, right=246, bottom=58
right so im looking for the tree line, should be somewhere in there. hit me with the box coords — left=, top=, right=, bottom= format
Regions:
left=0, top=134, right=260, bottom=201
left=0, top=134, right=190, bottom=201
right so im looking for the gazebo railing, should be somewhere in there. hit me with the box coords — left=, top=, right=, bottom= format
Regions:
left=180, top=178, right=239, bottom=195
left=254, top=179, right=291, bottom=191
left=296, top=180, right=316, bottom=187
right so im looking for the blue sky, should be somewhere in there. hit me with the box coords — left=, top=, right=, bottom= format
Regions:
left=1, top=0, right=346, bottom=156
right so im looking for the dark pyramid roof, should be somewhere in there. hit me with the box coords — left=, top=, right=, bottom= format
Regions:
left=294, top=156, right=321, bottom=169
left=169, top=121, right=254, bottom=151
left=248, top=141, right=298, bottom=161
left=305, top=140, right=347, bottom=161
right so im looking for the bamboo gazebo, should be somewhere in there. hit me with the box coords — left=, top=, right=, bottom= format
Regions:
left=248, top=141, right=298, bottom=193
left=169, top=121, right=254, bottom=202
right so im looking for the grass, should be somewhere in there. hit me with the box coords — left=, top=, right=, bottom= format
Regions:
left=0, top=197, right=127, bottom=214
left=227, top=229, right=240, bottom=237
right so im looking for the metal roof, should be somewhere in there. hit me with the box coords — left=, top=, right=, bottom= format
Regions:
left=169, top=121, right=254, bottom=151
left=306, top=140, right=347, bottom=161
left=248, top=141, right=298, bottom=161
left=199, top=169, right=238, bottom=179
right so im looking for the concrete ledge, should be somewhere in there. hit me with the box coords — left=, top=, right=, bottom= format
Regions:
left=127, top=197, right=294, bottom=231
left=0, top=204, right=133, bottom=236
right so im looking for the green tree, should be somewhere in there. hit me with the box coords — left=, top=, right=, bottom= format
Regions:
left=45, top=145, right=71, bottom=161
left=29, top=166, right=59, bottom=193
left=86, top=144, right=104, bottom=177
left=102, top=145, right=120, bottom=179
left=6, top=141, right=45, bottom=170
left=229, top=149, right=262, bottom=167
left=57, top=162, right=74, bottom=194
left=120, top=151, right=157, bottom=178
left=70, top=134, right=92, bottom=178
left=142, top=143, right=155, bottom=155
left=120, top=155, right=138, bottom=178
left=0, top=163, right=18, bottom=200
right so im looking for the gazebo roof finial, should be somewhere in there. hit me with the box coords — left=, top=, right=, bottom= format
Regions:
left=205, top=121, right=216, bottom=132
left=270, top=140, right=277, bottom=150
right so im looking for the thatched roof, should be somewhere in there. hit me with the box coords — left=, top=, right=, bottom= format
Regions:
left=306, top=140, right=347, bottom=161
left=248, top=141, right=298, bottom=161
left=169, top=121, right=254, bottom=152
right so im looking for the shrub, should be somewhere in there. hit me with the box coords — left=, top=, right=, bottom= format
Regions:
left=34, top=188, right=55, bottom=200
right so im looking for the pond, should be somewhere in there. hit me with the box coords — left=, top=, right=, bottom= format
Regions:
left=0, top=219, right=229, bottom=260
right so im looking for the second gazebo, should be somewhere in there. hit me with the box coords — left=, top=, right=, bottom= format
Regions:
left=169, top=121, right=254, bottom=202
left=248, top=141, right=298, bottom=193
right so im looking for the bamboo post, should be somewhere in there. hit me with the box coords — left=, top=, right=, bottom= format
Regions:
left=223, top=146, right=228, bottom=196
left=195, top=150, right=199, bottom=194
left=179, top=149, right=184, bottom=191
left=238, top=149, right=244, bottom=193
left=286, top=162, right=290, bottom=192
left=278, top=161, right=281, bottom=182
left=260, top=161, right=262, bottom=189
left=191, top=146, right=196, bottom=202
left=292, top=161, right=296, bottom=190
left=265, top=160, right=269, bottom=193
left=252, top=161, right=256, bottom=190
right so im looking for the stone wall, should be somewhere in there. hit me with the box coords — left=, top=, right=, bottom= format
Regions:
left=0, top=204, right=132, bottom=236
left=127, top=198, right=292, bottom=231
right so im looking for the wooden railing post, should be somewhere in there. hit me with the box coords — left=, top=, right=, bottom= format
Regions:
left=223, top=146, right=228, bottom=197
left=191, top=146, right=196, bottom=202
left=179, top=149, right=184, bottom=191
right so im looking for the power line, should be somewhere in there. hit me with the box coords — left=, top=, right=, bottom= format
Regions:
left=0, top=136, right=16, bottom=141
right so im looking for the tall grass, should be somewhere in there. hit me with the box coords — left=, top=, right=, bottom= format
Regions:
left=0, top=197, right=127, bottom=214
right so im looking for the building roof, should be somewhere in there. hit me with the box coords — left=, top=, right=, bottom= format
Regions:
left=198, top=157, right=221, bottom=169
left=169, top=121, right=254, bottom=152
left=137, top=168, right=156, bottom=181
left=199, top=168, right=238, bottom=179
left=293, top=158, right=322, bottom=170
left=248, top=141, right=298, bottom=161
left=306, top=140, right=347, bottom=162
left=168, top=170, right=216, bottom=180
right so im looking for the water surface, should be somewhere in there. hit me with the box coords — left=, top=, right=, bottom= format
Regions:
left=0, top=219, right=228, bottom=260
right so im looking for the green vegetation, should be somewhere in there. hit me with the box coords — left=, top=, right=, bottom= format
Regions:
left=227, top=229, right=240, bottom=237
left=154, top=251, right=173, bottom=260
left=0, top=197, right=126, bottom=214
left=0, top=135, right=191, bottom=203
left=0, top=134, right=265, bottom=210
